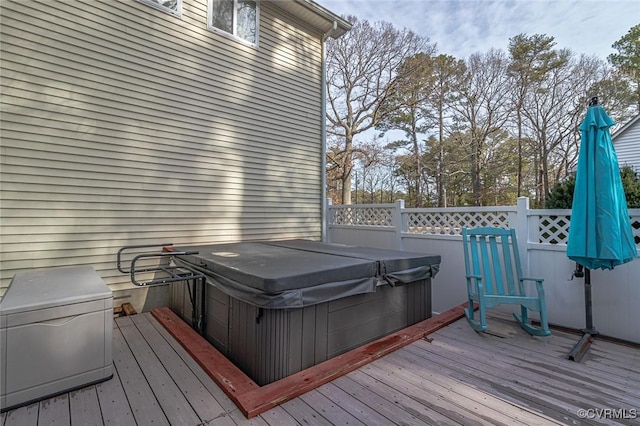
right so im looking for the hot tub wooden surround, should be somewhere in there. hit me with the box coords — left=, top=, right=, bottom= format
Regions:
left=151, top=303, right=467, bottom=418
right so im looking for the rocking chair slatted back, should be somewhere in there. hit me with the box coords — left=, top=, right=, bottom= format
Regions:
left=466, top=228, right=521, bottom=297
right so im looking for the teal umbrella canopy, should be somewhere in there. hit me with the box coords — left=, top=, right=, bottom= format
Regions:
left=566, top=104, right=637, bottom=270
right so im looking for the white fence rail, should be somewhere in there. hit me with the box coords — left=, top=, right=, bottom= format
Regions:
left=327, top=197, right=640, bottom=343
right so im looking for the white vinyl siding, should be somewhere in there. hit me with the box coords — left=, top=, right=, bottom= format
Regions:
left=0, top=0, right=324, bottom=294
left=613, top=115, right=640, bottom=173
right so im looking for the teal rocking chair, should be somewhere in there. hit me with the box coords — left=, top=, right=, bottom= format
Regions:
left=462, top=227, right=550, bottom=336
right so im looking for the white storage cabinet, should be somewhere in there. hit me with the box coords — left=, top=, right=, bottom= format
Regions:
left=0, top=266, right=113, bottom=412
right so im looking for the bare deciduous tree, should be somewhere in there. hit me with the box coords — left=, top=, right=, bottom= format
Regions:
left=325, top=16, right=433, bottom=204
left=428, top=54, right=467, bottom=207
left=508, top=34, right=566, bottom=197
left=376, top=53, right=435, bottom=207
left=454, top=49, right=512, bottom=206
left=326, top=20, right=638, bottom=207
left=522, top=53, right=605, bottom=204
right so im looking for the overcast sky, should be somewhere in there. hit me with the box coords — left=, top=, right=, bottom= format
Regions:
left=320, top=0, right=639, bottom=61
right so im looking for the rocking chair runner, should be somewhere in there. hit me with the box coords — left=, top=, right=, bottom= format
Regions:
left=462, top=227, right=551, bottom=336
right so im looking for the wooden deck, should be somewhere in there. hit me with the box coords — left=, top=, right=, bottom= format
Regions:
left=2, top=311, right=639, bottom=425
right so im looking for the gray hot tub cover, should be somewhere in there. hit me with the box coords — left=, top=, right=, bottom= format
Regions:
left=267, top=240, right=440, bottom=285
left=171, top=241, right=440, bottom=309
left=173, top=256, right=377, bottom=309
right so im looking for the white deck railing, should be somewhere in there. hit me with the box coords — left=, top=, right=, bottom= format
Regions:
left=327, top=197, right=640, bottom=343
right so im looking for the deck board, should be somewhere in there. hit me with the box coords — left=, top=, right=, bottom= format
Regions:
left=145, top=312, right=241, bottom=415
left=69, top=387, right=103, bottom=426
left=298, top=389, right=366, bottom=425
left=432, top=333, right=619, bottom=408
left=439, top=318, right=640, bottom=405
left=95, top=363, right=136, bottom=426
left=2, top=309, right=640, bottom=426
left=388, top=341, right=564, bottom=424
left=3, top=402, right=38, bottom=426
left=112, top=321, right=170, bottom=426
left=249, top=407, right=298, bottom=426
left=357, top=360, right=502, bottom=425
left=118, top=316, right=202, bottom=425
left=486, top=314, right=640, bottom=388
left=315, top=382, right=395, bottom=426
left=330, top=374, right=432, bottom=425
left=411, top=333, right=593, bottom=423
left=342, top=368, right=454, bottom=425
left=37, top=395, right=69, bottom=425
left=412, top=317, right=640, bottom=425
left=279, top=397, right=333, bottom=425
left=374, top=352, right=543, bottom=425
left=129, top=314, right=228, bottom=423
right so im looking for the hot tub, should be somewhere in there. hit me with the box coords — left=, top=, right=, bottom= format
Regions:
left=169, top=240, right=440, bottom=385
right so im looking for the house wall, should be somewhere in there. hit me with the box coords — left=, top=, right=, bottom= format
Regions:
left=0, top=0, right=325, bottom=308
left=614, top=115, right=640, bottom=172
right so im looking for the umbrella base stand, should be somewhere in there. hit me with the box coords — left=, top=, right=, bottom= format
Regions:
left=567, top=329, right=598, bottom=362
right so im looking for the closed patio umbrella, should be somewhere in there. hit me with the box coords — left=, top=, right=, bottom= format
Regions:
left=566, top=96, right=637, bottom=361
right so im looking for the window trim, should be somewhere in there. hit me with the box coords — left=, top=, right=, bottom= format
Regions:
left=138, top=0, right=183, bottom=17
left=207, top=0, right=260, bottom=48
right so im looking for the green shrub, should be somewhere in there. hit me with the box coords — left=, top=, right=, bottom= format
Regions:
left=545, top=174, right=576, bottom=209
left=621, top=166, right=640, bottom=208
left=545, top=166, right=640, bottom=209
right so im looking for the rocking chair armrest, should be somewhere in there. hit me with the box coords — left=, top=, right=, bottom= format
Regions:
left=520, top=277, right=544, bottom=284
left=465, top=274, right=484, bottom=294
left=520, top=277, right=546, bottom=294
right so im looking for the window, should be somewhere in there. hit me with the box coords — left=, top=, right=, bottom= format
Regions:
left=139, top=0, right=182, bottom=16
left=208, top=0, right=258, bottom=46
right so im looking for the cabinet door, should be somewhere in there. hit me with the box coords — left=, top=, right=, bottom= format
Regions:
left=6, top=310, right=106, bottom=392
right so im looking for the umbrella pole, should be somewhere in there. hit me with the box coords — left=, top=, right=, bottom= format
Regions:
left=568, top=267, right=598, bottom=362
left=584, top=268, right=596, bottom=333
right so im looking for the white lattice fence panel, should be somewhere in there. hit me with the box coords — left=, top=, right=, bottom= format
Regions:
left=332, top=206, right=394, bottom=227
left=537, top=214, right=640, bottom=246
left=538, top=215, right=571, bottom=244
left=406, top=211, right=511, bottom=236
